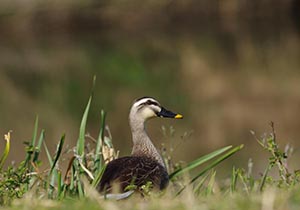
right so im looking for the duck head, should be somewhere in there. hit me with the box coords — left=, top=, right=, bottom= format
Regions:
left=130, top=97, right=183, bottom=122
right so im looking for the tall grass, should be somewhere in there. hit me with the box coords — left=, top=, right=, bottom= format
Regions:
left=0, top=91, right=244, bottom=205
left=0, top=92, right=299, bottom=209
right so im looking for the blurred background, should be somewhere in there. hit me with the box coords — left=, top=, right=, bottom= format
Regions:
left=0, top=0, right=300, bottom=178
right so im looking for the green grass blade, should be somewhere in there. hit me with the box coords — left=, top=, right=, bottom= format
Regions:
left=176, top=144, right=243, bottom=195
left=77, top=157, right=94, bottom=180
left=238, top=170, right=250, bottom=195
left=70, top=166, right=75, bottom=191
left=72, top=158, right=85, bottom=198
left=77, top=96, right=92, bottom=157
left=25, top=116, right=39, bottom=166
left=206, top=170, right=216, bottom=195
left=33, top=129, right=45, bottom=163
left=260, top=165, right=271, bottom=192
left=0, top=132, right=11, bottom=171
left=44, top=142, right=56, bottom=198
left=190, top=144, right=244, bottom=184
left=50, top=134, right=65, bottom=175
left=59, top=184, right=66, bottom=200
left=44, top=141, right=53, bottom=166
left=95, top=110, right=106, bottom=172
left=77, top=180, right=84, bottom=198
left=169, top=145, right=233, bottom=180
left=49, top=171, right=57, bottom=199
left=32, top=116, right=39, bottom=147
left=77, top=76, right=96, bottom=157
left=92, top=165, right=106, bottom=188
left=57, top=170, right=62, bottom=199
left=46, top=135, right=65, bottom=198
left=193, top=172, right=210, bottom=195
left=230, top=166, right=238, bottom=193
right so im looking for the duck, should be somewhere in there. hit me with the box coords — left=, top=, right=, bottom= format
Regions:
left=97, top=96, right=183, bottom=198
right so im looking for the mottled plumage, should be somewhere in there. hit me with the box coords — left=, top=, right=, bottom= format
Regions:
left=97, top=156, right=169, bottom=192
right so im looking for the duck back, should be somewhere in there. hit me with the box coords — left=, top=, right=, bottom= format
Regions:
left=97, top=156, right=169, bottom=192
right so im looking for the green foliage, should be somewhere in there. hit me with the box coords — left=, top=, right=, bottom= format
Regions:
left=256, top=122, right=297, bottom=188
left=229, top=122, right=300, bottom=196
left=169, top=145, right=235, bottom=180
left=169, top=145, right=243, bottom=196
left=94, top=110, right=106, bottom=174
left=77, top=95, right=92, bottom=157
left=1, top=92, right=300, bottom=209
left=0, top=117, right=48, bottom=205
left=0, top=164, right=30, bottom=205
left=0, top=132, right=11, bottom=171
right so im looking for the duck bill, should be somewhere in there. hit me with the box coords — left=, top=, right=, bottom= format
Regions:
left=157, top=107, right=183, bottom=119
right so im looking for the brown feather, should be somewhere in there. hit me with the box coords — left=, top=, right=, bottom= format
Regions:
left=97, top=156, right=169, bottom=193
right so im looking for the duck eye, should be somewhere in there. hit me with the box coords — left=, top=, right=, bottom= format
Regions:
left=146, top=100, right=160, bottom=107
left=146, top=100, right=152, bottom=105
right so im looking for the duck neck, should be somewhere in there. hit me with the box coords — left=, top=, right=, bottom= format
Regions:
left=130, top=118, right=165, bottom=167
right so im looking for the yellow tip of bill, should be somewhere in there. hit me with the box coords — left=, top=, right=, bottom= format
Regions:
left=175, top=114, right=183, bottom=119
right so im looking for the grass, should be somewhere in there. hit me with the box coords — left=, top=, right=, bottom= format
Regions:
left=0, top=92, right=299, bottom=209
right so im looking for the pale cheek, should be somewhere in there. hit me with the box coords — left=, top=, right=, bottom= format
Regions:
left=142, top=108, right=156, bottom=119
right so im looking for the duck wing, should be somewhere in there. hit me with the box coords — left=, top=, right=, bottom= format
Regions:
left=97, top=156, right=169, bottom=193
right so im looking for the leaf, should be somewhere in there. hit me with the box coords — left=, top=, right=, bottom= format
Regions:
left=190, top=144, right=244, bottom=184
left=25, top=116, right=39, bottom=166
left=94, top=110, right=106, bottom=172
left=193, top=172, right=210, bottom=195
left=31, top=116, right=39, bottom=148
left=33, top=130, right=45, bottom=163
left=77, top=95, right=92, bottom=157
left=260, top=165, right=271, bottom=192
left=169, top=145, right=233, bottom=180
left=176, top=144, right=244, bottom=195
left=77, top=76, right=96, bottom=157
left=230, top=166, right=238, bottom=193
left=206, top=170, right=216, bottom=195
left=44, top=141, right=53, bottom=166
left=57, top=170, right=62, bottom=199
left=78, top=180, right=84, bottom=198
left=0, top=131, right=11, bottom=171
left=92, top=165, right=106, bottom=188
left=50, top=134, right=65, bottom=175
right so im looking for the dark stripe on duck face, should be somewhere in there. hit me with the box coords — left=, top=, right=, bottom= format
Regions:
left=136, top=100, right=161, bottom=111
left=135, top=97, right=160, bottom=106
left=141, top=100, right=160, bottom=107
